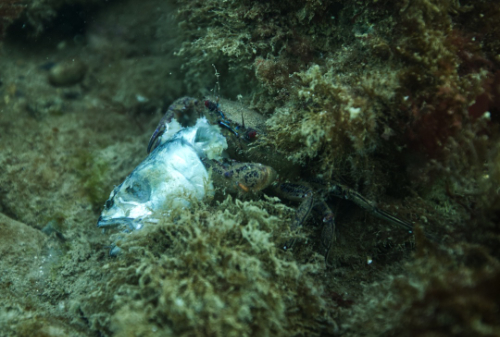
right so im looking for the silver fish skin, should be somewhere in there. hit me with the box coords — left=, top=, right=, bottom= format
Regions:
left=97, top=117, right=227, bottom=232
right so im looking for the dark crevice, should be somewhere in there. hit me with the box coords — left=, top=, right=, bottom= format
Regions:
left=5, top=2, right=106, bottom=47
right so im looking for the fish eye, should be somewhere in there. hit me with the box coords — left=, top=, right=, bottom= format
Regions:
left=105, top=199, right=114, bottom=209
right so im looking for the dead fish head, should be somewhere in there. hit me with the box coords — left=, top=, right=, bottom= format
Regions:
left=97, top=173, right=154, bottom=231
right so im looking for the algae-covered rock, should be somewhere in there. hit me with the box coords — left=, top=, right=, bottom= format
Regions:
left=0, top=213, right=88, bottom=336
left=343, top=229, right=500, bottom=337
left=0, top=212, right=45, bottom=264
left=90, top=197, right=336, bottom=337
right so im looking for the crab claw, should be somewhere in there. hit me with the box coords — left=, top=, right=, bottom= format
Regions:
left=147, top=123, right=167, bottom=154
left=147, top=97, right=203, bottom=154
left=147, top=108, right=176, bottom=153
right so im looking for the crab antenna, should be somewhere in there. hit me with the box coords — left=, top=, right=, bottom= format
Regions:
left=212, top=64, right=221, bottom=104
left=241, top=111, right=245, bottom=128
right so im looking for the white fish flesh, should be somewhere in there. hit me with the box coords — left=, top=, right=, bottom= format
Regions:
left=97, top=117, right=227, bottom=234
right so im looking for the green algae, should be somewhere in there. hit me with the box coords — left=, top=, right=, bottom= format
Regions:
left=75, top=149, right=110, bottom=210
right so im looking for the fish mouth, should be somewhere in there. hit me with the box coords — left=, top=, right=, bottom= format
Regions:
left=96, top=216, right=136, bottom=229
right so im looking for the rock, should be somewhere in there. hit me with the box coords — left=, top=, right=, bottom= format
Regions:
left=0, top=212, right=46, bottom=261
left=48, top=59, right=87, bottom=87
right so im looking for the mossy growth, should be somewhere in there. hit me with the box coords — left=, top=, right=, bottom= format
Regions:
left=174, top=0, right=349, bottom=100
left=88, top=196, right=336, bottom=336
left=74, top=149, right=110, bottom=210
left=173, top=0, right=414, bottom=197
left=262, top=61, right=402, bottom=184
left=173, top=0, right=500, bottom=198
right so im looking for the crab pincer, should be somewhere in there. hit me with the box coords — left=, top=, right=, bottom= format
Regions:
left=147, top=122, right=168, bottom=154
left=147, top=97, right=203, bottom=153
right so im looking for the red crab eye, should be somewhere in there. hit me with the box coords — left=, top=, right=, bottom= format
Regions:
left=204, top=100, right=218, bottom=111
left=247, top=130, right=257, bottom=140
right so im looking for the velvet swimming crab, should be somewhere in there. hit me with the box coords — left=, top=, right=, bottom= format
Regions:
left=98, top=96, right=414, bottom=258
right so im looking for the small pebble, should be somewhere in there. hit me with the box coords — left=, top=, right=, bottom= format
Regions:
left=48, top=59, right=86, bottom=87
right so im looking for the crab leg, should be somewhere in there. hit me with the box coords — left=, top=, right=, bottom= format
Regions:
left=273, top=182, right=315, bottom=231
left=273, top=183, right=335, bottom=251
left=203, top=159, right=277, bottom=194
left=314, top=200, right=336, bottom=252
left=329, top=183, right=414, bottom=233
